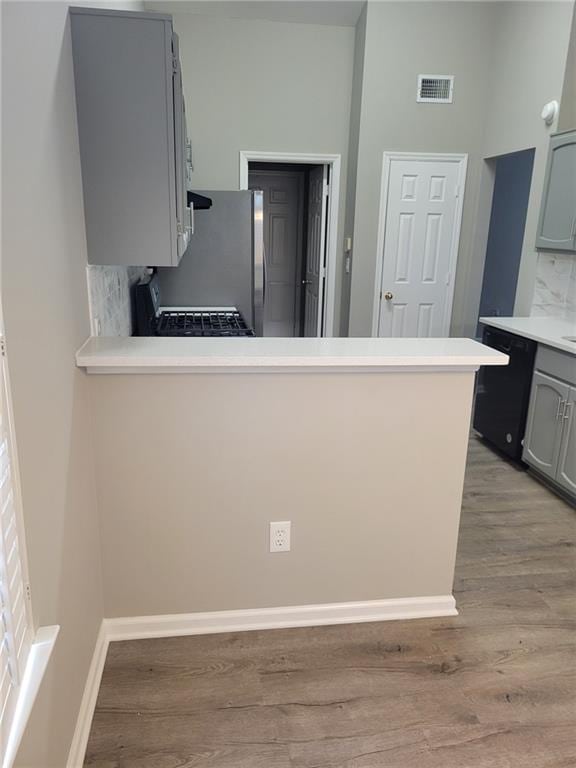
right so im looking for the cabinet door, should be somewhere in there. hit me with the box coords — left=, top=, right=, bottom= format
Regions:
left=171, top=32, right=190, bottom=261
left=536, top=131, right=576, bottom=252
left=557, top=387, right=576, bottom=495
left=70, top=8, right=180, bottom=267
left=523, top=371, right=570, bottom=478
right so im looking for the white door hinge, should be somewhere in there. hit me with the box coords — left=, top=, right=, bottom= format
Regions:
left=0, top=337, right=5, bottom=357
left=25, top=584, right=31, bottom=602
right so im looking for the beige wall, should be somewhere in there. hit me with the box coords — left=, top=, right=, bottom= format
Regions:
left=348, top=1, right=497, bottom=337
left=0, top=2, right=135, bottom=765
left=89, top=371, right=473, bottom=617
left=147, top=8, right=355, bottom=334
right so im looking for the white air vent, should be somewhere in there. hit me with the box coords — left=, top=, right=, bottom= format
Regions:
left=417, top=75, right=454, bottom=103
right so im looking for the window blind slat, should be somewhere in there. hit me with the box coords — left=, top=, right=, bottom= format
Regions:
left=0, top=349, right=32, bottom=757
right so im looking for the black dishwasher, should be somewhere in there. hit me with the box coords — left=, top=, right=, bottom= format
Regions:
left=473, top=326, right=537, bottom=461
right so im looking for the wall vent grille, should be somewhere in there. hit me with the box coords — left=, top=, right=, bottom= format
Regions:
left=417, top=75, right=454, bottom=103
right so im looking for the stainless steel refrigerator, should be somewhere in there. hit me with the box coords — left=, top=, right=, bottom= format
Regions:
left=157, top=190, right=264, bottom=335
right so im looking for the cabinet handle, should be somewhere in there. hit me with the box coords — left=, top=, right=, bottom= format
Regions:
left=556, top=399, right=566, bottom=419
left=563, top=401, right=573, bottom=420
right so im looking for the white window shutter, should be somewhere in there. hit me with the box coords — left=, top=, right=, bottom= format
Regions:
left=0, top=346, right=32, bottom=756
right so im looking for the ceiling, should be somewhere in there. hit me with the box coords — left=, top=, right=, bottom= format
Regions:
left=146, top=1, right=366, bottom=27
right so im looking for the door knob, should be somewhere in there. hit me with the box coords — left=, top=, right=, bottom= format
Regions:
left=384, top=291, right=394, bottom=301
left=302, top=279, right=312, bottom=285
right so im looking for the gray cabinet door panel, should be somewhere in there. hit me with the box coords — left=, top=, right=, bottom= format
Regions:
left=70, top=8, right=181, bottom=267
left=523, top=371, right=570, bottom=478
left=536, top=131, right=576, bottom=252
left=557, top=387, right=576, bottom=495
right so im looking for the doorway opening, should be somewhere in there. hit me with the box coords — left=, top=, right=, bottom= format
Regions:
left=240, top=151, right=341, bottom=337
left=476, top=148, right=535, bottom=335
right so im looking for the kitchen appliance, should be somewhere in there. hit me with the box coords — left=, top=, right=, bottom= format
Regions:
left=134, top=274, right=254, bottom=337
left=187, top=191, right=212, bottom=210
left=473, top=325, right=537, bottom=461
left=156, top=190, right=265, bottom=336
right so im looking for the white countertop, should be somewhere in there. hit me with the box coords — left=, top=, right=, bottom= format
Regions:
left=479, top=316, right=576, bottom=355
left=76, top=336, right=508, bottom=374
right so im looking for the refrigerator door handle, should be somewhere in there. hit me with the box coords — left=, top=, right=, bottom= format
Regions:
left=253, top=190, right=265, bottom=336
left=263, top=245, right=267, bottom=310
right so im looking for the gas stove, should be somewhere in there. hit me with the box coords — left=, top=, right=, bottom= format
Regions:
left=133, top=276, right=255, bottom=337
left=155, top=309, right=254, bottom=337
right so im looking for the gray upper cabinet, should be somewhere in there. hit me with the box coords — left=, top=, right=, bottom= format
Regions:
left=70, top=7, right=191, bottom=267
left=535, top=130, right=576, bottom=252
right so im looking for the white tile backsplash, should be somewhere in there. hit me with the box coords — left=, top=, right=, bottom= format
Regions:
left=531, top=252, right=576, bottom=321
left=87, top=265, right=149, bottom=336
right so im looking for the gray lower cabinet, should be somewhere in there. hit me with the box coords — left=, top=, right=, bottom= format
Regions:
left=70, top=7, right=191, bottom=267
left=523, top=348, right=576, bottom=501
left=535, top=130, right=576, bottom=252
left=523, top=371, right=569, bottom=478
left=556, top=389, right=576, bottom=495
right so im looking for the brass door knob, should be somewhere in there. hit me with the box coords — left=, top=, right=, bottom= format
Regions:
left=384, top=291, right=394, bottom=301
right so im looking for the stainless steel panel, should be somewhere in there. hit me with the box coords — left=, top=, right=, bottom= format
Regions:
left=157, top=191, right=255, bottom=328
left=252, top=190, right=264, bottom=337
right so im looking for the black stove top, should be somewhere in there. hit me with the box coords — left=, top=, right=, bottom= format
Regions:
left=134, top=276, right=255, bottom=337
left=155, top=310, right=254, bottom=337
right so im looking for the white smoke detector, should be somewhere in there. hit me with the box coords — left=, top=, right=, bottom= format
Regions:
left=541, top=100, right=559, bottom=126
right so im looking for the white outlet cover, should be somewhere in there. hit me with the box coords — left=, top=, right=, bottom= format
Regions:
left=269, top=521, right=291, bottom=553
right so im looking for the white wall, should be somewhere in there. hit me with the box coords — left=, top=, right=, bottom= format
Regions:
left=529, top=3, right=576, bottom=322
left=347, top=1, right=574, bottom=338
left=149, top=8, right=355, bottom=333
left=530, top=2, right=576, bottom=322
left=0, top=2, right=137, bottom=764
left=477, top=1, right=573, bottom=327
left=347, top=1, right=497, bottom=337
left=559, top=6, right=576, bottom=133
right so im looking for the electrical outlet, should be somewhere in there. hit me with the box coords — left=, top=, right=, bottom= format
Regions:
left=269, top=521, right=291, bottom=552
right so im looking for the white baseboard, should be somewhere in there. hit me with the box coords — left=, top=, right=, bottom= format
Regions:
left=66, top=623, right=109, bottom=768
left=67, top=594, right=456, bottom=767
left=105, top=595, right=457, bottom=641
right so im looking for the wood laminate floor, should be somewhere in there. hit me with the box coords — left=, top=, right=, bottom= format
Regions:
left=85, top=436, right=576, bottom=767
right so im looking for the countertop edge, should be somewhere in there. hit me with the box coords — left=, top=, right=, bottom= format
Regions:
left=75, top=337, right=509, bottom=373
left=79, top=363, right=491, bottom=374
left=479, top=317, right=576, bottom=356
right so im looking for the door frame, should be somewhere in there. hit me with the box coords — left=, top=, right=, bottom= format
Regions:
left=371, top=151, right=468, bottom=337
left=240, top=150, right=341, bottom=337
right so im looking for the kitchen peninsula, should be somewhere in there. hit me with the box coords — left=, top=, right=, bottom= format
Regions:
left=77, top=336, right=506, bottom=626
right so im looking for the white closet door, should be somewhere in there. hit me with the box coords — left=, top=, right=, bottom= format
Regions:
left=377, top=156, right=464, bottom=337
